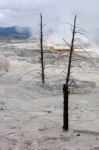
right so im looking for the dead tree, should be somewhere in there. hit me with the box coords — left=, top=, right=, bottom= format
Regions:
left=40, top=13, right=45, bottom=84
left=63, top=15, right=76, bottom=131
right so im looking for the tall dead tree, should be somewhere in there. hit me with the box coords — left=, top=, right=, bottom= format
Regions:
left=40, top=13, right=45, bottom=84
left=63, top=15, right=76, bottom=131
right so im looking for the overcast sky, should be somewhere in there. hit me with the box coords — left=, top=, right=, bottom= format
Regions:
left=0, top=0, right=99, bottom=43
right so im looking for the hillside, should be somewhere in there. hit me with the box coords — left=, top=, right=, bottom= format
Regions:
left=0, top=26, right=32, bottom=39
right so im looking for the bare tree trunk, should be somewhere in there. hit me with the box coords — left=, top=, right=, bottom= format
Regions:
left=40, top=13, right=45, bottom=84
left=63, top=84, right=69, bottom=130
left=63, top=15, right=76, bottom=131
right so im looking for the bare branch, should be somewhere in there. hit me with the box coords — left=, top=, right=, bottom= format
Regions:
left=63, top=38, right=71, bottom=48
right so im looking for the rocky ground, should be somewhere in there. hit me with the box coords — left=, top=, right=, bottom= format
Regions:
left=0, top=39, right=99, bottom=149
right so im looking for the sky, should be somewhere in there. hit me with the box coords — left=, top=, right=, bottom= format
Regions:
left=0, top=0, right=99, bottom=44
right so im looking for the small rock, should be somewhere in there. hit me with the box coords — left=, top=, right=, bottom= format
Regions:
left=76, top=133, right=80, bottom=136
left=48, top=111, right=51, bottom=113
left=60, top=134, right=63, bottom=137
